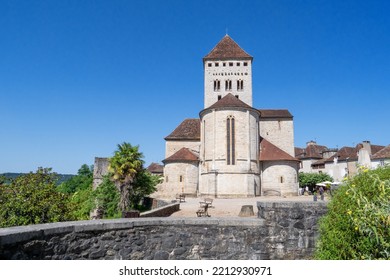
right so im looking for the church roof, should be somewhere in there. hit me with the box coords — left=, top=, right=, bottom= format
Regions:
left=204, top=35, right=253, bottom=61
left=259, top=138, right=299, bottom=162
left=146, top=162, right=164, bottom=174
left=206, top=93, right=253, bottom=111
left=163, top=148, right=199, bottom=163
left=372, top=145, right=390, bottom=160
left=258, top=109, right=293, bottom=119
left=165, top=119, right=200, bottom=141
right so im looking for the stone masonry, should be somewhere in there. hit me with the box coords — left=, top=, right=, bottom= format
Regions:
left=0, top=201, right=327, bottom=260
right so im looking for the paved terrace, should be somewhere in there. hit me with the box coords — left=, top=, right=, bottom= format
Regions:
left=168, top=195, right=318, bottom=217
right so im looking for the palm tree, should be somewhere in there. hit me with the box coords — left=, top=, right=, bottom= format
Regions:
left=108, top=142, right=144, bottom=213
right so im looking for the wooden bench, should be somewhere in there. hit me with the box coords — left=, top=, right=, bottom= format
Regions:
left=196, top=198, right=214, bottom=217
left=175, top=193, right=186, bottom=203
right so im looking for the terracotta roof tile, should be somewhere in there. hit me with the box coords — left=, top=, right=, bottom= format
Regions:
left=259, top=138, right=299, bottom=162
left=372, top=145, right=390, bottom=159
left=371, top=144, right=386, bottom=155
left=204, top=35, right=252, bottom=61
left=258, top=109, right=293, bottom=118
left=206, top=93, right=253, bottom=111
left=295, top=143, right=328, bottom=159
left=147, top=162, right=164, bottom=174
left=324, top=146, right=358, bottom=162
left=295, top=147, right=305, bottom=157
left=165, top=119, right=200, bottom=140
left=163, top=148, right=199, bottom=163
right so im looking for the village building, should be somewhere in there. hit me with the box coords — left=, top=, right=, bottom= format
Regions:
left=296, top=140, right=387, bottom=181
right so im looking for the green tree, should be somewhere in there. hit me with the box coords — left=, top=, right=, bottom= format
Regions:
left=57, top=164, right=93, bottom=194
left=299, top=172, right=333, bottom=191
left=92, top=175, right=120, bottom=218
left=315, top=166, right=390, bottom=259
left=108, top=142, right=144, bottom=212
left=129, top=169, right=160, bottom=210
left=0, top=168, right=73, bottom=227
left=56, top=164, right=95, bottom=221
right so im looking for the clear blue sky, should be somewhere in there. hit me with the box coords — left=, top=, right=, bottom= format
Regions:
left=1, top=0, right=389, bottom=174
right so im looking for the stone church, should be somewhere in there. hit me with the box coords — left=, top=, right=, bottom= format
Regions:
left=158, top=35, right=300, bottom=198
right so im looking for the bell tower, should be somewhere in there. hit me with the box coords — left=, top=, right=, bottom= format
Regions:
left=203, top=35, right=253, bottom=108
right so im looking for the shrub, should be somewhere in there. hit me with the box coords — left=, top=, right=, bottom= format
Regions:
left=315, top=166, right=390, bottom=259
left=0, top=168, right=73, bottom=227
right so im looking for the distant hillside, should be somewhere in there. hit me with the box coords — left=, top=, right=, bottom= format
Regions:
left=0, top=173, right=74, bottom=185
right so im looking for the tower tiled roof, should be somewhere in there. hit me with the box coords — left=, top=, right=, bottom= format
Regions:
left=204, top=35, right=252, bottom=61
left=372, top=145, right=390, bottom=159
left=205, top=93, right=253, bottom=111
left=258, top=109, right=293, bottom=119
left=259, top=138, right=299, bottom=162
left=165, top=119, right=200, bottom=141
left=163, top=148, right=199, bottom=163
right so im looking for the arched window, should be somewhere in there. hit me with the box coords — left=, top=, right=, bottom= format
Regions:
left=214, top=80, right=220, bottom=91
left=227, top=116, right=235, bottom=165
left=225, top=79, right=232, bottom=90
left=237, top=79, right=244, bottom=91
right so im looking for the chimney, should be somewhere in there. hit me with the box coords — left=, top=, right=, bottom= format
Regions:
left=362, top=140, right=372, bottom=156
left=306, top=140, right=317, bottom=146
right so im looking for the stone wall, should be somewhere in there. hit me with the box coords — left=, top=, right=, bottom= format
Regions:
left=140, top=203, right=180, bottom=218
left=0, top=202, right=327, bottom=260
left=204, top=58, right=253, bottom=108
left=259, top=118, right=295, bottom=156
left=163, top=162, right=199, bottom=197
left=261, top=161, right=299, bottom=196
left=165, top=140, right=200, bottom=159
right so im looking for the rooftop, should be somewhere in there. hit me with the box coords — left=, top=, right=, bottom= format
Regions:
left=165, top=119, right=200, bottom=141
left=260, top=138, right=299, bottom=162
left=203, top=35, right=252, bottom=61
left=163, top=148, right=199, bottom=163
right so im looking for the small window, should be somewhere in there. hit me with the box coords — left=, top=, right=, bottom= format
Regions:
left=218, top=95, right=222, bottom=100
left=215, top=62, right=219, bottom=67
left=214, top=80, right=220, bottom=91
left=237, top=62, right=240, bottom=66
left=208, top=63, right=212, bottom=67
left=223, top=62, right=226, bottom=66
left=235, top=95, right=239, bottom=99
left=280, top=176, right=284, bottom=183
left=237, top=80, right=244, bottom=91
left=179, top=175, right=183, bottom=182
left=229, top=62, right=233, bottom=66
left=225, top=79, right=232, bottom=90
left=244, top=62, right=248, bottom=66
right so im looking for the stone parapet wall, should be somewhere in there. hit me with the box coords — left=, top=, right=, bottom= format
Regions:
left=0, top=202, right=327, bottom=260
left=257, top=201, right=328, bottom=259
left=140, top=203, right=180, bottom=218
